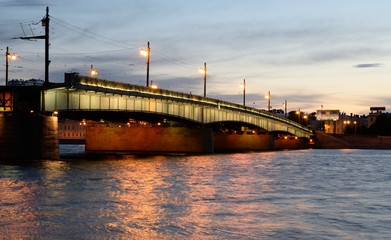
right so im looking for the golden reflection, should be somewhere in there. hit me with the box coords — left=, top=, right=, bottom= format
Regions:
left=0, top=176, right=39, bottom=238
left=101, top=158, right=168, bottom=237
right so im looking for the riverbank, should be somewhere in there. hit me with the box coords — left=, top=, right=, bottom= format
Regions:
left=314, top=130, right=391, bottom=149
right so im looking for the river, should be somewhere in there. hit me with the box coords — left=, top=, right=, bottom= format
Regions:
left=1, top=146, right=391, bottom=239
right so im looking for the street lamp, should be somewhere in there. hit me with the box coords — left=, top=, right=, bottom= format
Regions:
left=240, top=79, right=246, bottom=106
left=199, top=62, right=207, bottom=97
left=303, top=115, right=308, bottom=126
left=354, top=121, right=357, bottom=135
left=140, top=42, right=150, bottom=87
left=282, top=100, right=287, bottom=117
left=6, top=46, right=17, bottom=86
left=150, top=80, right=158, bottom=89
left=265, top=91, right=271, bottom=112
left=296, top=108, right=301, bottom=124
left=90, top=65, right=98, bottom=78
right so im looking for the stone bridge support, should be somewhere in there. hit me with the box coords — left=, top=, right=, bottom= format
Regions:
left=0, top=114, right=59, bottom=161
left=85, top=126, right=214, bottom=154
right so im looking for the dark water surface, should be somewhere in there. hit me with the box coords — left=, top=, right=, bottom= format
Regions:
left=1, top=146, right=391, bottom=239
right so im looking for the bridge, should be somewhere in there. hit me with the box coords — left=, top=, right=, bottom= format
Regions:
left=44, top=73, right=312, bottom=138
left=1, top=73, right=313, bottom=160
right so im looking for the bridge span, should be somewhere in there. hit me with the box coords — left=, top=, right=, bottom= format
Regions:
left=44, top=73, right=312, bottom=138
left=1, top=73, right=313, bottom=160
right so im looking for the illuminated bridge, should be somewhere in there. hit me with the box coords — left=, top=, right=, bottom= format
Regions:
left=44, top=73, right=313, bottom=138
left=1, top=73, right=313, bottom=160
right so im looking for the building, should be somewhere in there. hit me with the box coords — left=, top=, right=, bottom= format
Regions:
left=58, top=120, right=86, bottom=141
left=368, top=107, right=386, bottom=127
left=8, top=79, right=44, bottom=86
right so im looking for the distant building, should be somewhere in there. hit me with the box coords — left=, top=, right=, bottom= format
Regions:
left=368, top=107, right=386, bottom=127
left=8, top=79, right=44, bottom=86
left=317, top=110, right=365, bottom=135
left=58, top=120, right=86, bottom=141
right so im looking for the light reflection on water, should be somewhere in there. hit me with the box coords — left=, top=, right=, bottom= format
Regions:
left=1, top=146, right=391, bottom=239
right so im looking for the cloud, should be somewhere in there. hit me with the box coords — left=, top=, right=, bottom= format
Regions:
left=0, top=0, right=46, bottom=7
left=354, top=63, right=383, bottom=68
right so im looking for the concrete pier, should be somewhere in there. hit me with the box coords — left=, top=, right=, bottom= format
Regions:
left=0, top=114, right=59, bottom=161
left=86, top=126, right=214, bottom=154
left=213, top=133, right=274, bottom=152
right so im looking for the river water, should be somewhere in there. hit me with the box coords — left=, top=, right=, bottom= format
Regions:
left=1, top=146, right=391, bottom=239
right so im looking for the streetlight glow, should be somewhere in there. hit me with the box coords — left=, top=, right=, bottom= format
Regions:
left=140, top=49, right=149, bottom=56
left=90, top=64, right=98, bottom=78
left=151, top=84, right=158, bottom=89
left=8, top=54, right=16, bottom=60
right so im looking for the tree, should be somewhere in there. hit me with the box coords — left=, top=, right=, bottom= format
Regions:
left=369, top=113, right=391, bottom=136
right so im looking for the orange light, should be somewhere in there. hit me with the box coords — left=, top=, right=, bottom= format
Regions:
left=151, top=84, right=158, bottom=89
left=265, top=94, right=269, bottom=99
left=199, top=68, right=205, bottom=74
left=240, top=83, right=245, bottom=88
left=140, top=49, right=149, bottom=56
left=296, top=111, right=300, bottom=114
left=303, top=115, right=308, bottom=119
left=284, top=136, right=288, bottom=140
left=91, top=69, right=98, bottom=76
left=8, top=54, right=17, bottom=60
left=295, top=136, right=298, bottom=140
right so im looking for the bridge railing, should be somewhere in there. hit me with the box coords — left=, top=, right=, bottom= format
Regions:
left=64, top=73, right=311, bottom=133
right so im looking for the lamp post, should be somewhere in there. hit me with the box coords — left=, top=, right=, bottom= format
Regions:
left=296, top=108, right=301, bottom=124
left=303, top=115, right=308, bottom=126
left=265, top=91, right=271, bottom=112
left=5, top=46, right=17, bottom=86
left=140, top=42, right=150, bottom=87
left=150, top=80, right=158, bottom=89
left=90, top=65, right=98, bottom=78
left=199, top=62, right=207, bottom=97
left=282, top=100, right=287, bottom=117
left=354, top=121, right=357, bottom=135
left=240, top=79, right=246, bottom=106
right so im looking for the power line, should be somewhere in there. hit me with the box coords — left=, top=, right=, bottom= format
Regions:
left=51, top=16, right=139, bottom=49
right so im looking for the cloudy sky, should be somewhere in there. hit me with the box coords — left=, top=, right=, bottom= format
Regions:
left=1, top=0, right=391, bottom=114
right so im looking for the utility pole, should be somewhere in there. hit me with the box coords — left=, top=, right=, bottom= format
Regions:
left=242, top=79, right=246, bottom=106
left=284, top=99, right=287, bottom=118
left=44, top=6, right=50, bottom=85
left=146, top=42, right=150, bottom=87
left=15, top=6, right=50, bottom=85
left=6, top=47, right=9, bottom=86
left=267, top=91, right=271, bottom=112
left=203, top=62, right=206, bottom=97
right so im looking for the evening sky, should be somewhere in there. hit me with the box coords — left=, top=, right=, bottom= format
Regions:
left=1, top=0, right=391, bottom=114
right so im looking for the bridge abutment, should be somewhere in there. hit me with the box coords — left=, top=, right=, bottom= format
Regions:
left=85, top=126, right=215, bottom=154
left=274, top=137, right=309, bottom=150
left=0, top=114, right=59, bottom=161
left=213, top=133, right=275, bottom=152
